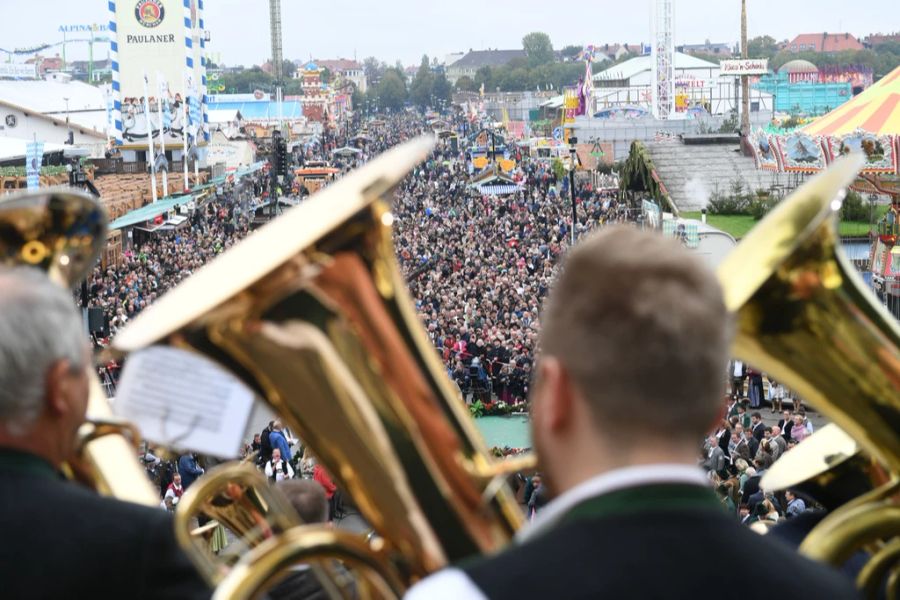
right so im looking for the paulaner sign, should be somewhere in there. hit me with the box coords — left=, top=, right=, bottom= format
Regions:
left=126, top=34, right=176, bottom=43
left=720, top=59, right=769, bottom=76
left=111, top=0, right=207, bottom=146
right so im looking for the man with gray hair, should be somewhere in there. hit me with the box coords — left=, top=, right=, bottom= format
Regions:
left=0, top=267, right=209, bottom=598
left=406, top=227, right=855, bottom=599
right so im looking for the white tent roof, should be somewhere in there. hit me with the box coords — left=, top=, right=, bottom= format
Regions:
left=594, top=52, right=719, bottom=82
left=0, top=79, right=108, bottom=132
left=207, top=109, right=242, bottom=124
left=540, top=95, right=565, bottom=109
left=0, top=137, right=67, bottom=161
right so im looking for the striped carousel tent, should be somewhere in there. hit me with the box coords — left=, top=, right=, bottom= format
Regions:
left=802, top=66, right=900, bottom=137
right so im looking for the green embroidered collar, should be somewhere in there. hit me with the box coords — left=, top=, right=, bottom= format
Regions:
left=0, top=447, right=61, bottom=480
left=562, top=483, right=722, bottom=525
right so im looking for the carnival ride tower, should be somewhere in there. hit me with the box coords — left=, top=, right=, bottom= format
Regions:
left=269, top=0, right=285, bottom=130
left=651, top=0, right=675, bottom=120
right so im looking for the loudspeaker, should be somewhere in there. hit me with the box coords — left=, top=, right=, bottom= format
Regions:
left=88, top=307, right=108, bottom=336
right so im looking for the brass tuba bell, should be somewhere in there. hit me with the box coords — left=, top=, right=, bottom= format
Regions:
left=113, top=136, right=530, bottom=596
left=717, top=154, right=900, bottom=594
left=0, top=188, right=158, bottom=505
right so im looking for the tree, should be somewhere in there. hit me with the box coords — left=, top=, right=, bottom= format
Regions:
left=747, top=35, right=779, bottom=60
left=363, top=56, right=386, bottom=86
left=374, top=68, right=407, bottom=112
left=455, top=76, right=477, bottom=92
left=432, top=71, right=453, bottom=103
left=351, top=87, right=365, bottom=112
left=410, top=54, right=435, bottom=108
left=281, top=59, right=296, bottom=80
left=522, top=31, right=554, bottom=67
left=474, top=66, right=494, bottom=91
left=561, top=45, right=582, bottom=61
left=219, top=66, right=273, bottom=93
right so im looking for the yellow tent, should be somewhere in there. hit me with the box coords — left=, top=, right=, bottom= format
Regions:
left=803, top=66, right=900, bottom=137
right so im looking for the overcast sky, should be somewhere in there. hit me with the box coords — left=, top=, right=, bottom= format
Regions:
left=1, top=0, right=895, bottom=67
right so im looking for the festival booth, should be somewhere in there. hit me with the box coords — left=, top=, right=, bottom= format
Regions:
left=467, top=128, right=509, bottom=162
left=349, top=133, right=371, bottom=148
left=293, top=164, right=340, bottom=195
left=748, top=66, right=900, bottom=182
left=332, top=146, right=362, bottom=158
left=750, top=67, right=900, bottom=303
left=468, top=167, right=523, bottom=196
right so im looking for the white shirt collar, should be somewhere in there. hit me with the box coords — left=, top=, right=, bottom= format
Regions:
left=516, top=463, right=709, bottom=544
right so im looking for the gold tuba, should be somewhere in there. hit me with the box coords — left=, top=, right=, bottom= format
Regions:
left=113, top=136, right=529, bottom=596
left=0, top=188, right=158, bottom=505
left=717, top=154, right=900, bottom=593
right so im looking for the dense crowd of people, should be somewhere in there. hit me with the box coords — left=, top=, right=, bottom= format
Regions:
left=85, top=111, right=633, bottom=404
left=392, top=128, right=630, bottom=404
left=85, top=109, right=828, bottom=533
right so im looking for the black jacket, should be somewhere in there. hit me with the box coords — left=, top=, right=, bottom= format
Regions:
left=463, top=485, right=857, bottom=600
left=0, top=449, right=210, bottom=600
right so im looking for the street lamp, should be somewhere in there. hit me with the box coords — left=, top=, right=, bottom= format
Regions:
left=568, top=136, right=578, bottom=246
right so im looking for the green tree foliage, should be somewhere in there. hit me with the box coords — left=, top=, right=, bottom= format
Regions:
left=363, top=56, right=387, bottom=86
left=374, top=68, right=408, bottom=112
left=410, top=54, right=435, bottom=108
left=218, top=66, right=272, bottom=93
left=560, top=45, right=582, bottom=60
left=432, top=71, right=453, bottom=103
left=769, top=45, right=900, bottom=79
left=455, top=75, right=477, bottom=92
left=474, top=66, right=494, bottom=91
left=351, top=88, right=365, bottom=112
left=466, top=60, right=583, bottom=93
left=522, top=31, right=554, bottom=67
left=747, top=35, right=779, bottom=60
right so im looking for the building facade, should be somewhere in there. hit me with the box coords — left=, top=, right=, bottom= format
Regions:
left=785, top=33, right=864, bottom=53
left=446, top=50, right=527, bottom=85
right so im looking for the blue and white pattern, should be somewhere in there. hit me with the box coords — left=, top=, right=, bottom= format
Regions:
left=183, top=0, right=197, bottom=146
left=198, top=0, right=208, bottom=141
left=108, top=0, right=122, bottom=145
left=25, top=141, right=44, bottom=190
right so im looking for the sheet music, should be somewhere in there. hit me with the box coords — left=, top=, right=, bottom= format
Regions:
left=113, top=346, right=254, bottom=458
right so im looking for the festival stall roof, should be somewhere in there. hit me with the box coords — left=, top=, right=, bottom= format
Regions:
left=332, top=146, right=362, bottom=157
left=468, top=170, right=522, bottom=195
left=540, top=95, right=565, bottom=109
left=109, top=194, right=193, bottom=230
left=802, top=66, right=900, bottom=137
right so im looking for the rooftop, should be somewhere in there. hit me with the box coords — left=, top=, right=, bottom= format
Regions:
left=788, top=33, right=864, bottom=52
left=314, top=59, right=362, bottom=72
left=0, top=79, right=109, bottom=132
left=594, top=52, right=718, bottom=82
left=450, top=50, right=527, bottom=69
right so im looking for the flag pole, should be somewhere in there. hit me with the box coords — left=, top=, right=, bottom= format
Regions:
left=182, top=75, right=189, bottom=191
left=143, top=72, right=158, bottom=203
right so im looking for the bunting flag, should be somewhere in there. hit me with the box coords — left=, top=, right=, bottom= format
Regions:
left=25, top=140, right=44, bottom=190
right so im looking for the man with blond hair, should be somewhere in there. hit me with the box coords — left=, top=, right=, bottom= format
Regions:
left=406, top=227, right=855, bottom=599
